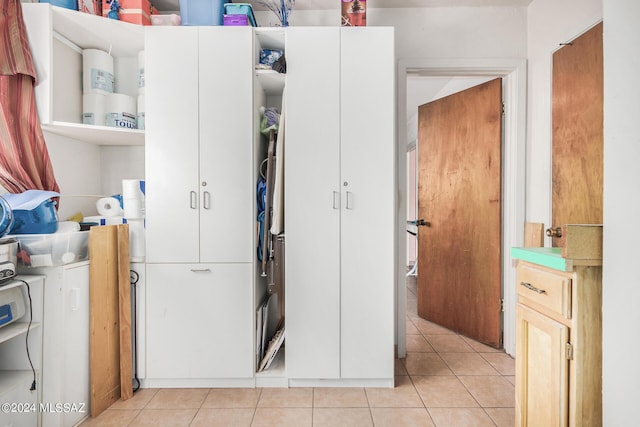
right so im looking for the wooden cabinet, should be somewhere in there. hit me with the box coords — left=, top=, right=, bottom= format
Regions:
left=145, top=264, right=253, bottom=381
left=0, top=276, right=44, bottom=427
left=285, top=27, right=395, bottom=383
left=144, top=26, right=253, bottom=264
left=514, top=255, right=602, bottom=427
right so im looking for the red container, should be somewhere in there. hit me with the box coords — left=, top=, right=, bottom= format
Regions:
left=223, top=14, right=248, bottom=26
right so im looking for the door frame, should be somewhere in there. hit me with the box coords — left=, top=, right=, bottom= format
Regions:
left=396, top=58, right=526, bottom=357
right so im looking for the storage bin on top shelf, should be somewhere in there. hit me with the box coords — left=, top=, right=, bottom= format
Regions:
left=180, top=0, right=225, bottom=26
left=223, top=3, right=257, bottom=27
left=13, top=230, right=90, bottom=268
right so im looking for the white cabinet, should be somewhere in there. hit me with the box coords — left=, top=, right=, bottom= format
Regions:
left=285, top=27, right=395, bottom=382
left=144, top=26, right=254, bottom=264
left=28, top=262, right=90, bottom=427
left=0, top=276, right=44, bottom=427
left=22, top=3, right=144, bottom=146
left=144, top=26, right=256, bottom=384
left=145, top=264, right=253, bottom=380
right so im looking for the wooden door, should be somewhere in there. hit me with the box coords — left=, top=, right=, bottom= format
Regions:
left=552, top=22, right=603, bottom=244
left=516, top=304, right=569, bottom=427
left=417, top=78, right=503, bottom=347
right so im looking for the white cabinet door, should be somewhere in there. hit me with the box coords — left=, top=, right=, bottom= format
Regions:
left=285, top=27, right=342, bottom=379
left=340, top=28, right=395, bottom=379
left=146, top=27, right=253, bottom=264
left=145, top=27, right=200, bottom=263
left=146, top=264, right=253, bottom=379
left=62, top=265, right=90, bottom=427
left=199, top=27, right=254, bottom=264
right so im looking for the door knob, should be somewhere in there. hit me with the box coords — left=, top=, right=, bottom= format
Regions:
left=546, top=226, right=562, bottom=238
left=416, top=219, right=431, bottom=227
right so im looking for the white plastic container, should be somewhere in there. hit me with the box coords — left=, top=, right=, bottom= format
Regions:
left=13, top=231, right=90, bottom=267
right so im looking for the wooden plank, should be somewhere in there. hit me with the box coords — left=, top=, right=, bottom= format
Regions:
left=551, top=23, right=603, bottom=246
left=524, top=222, right=544, bottom=247
left=89, top=224, right=132, bottom=417
left=89, top=226, right=121, bottom=417
left=561, top=224, right=603, bottom=260
left=118, top=224, right=132, bottom=400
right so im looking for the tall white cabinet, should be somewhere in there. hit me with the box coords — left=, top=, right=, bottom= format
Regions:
left=144, top=26, right=255, bottom=385
left=285, top=27, right=396, bottom=384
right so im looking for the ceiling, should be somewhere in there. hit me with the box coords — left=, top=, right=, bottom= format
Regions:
left=153, top=0, right=532, bottom=13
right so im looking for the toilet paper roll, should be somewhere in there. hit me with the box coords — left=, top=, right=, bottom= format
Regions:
left=96, top=197, right=124, bottom=217
left=137, top=94, right=145, bottom=130
left=138, top=50, right=145, bottom=95
left=128, top=218, right=145, bottom=259
left=105, top=93, right=137, bottom=129
left=83, top=49, right=114, bottom=95
left=82, top=93, right=106, bottom=126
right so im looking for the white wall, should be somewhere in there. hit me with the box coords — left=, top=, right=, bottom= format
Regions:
left=602, top=0, right=640, bottom=423
left=43, top=132, right=102, bottom=221
left=526, top=0, right=602, bottom=234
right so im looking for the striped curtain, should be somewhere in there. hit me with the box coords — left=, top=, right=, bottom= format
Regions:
left=0, top=0, right=59, bottom=194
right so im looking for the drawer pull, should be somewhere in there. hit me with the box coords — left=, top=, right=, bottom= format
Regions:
left=520, top=281, right=547, bottom=294
left=190, top=268, right=211, bottom=273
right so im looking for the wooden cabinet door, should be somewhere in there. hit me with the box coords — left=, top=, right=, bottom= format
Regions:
left=198, top=27, right=254, bottom=263
left=285, top=27, right=342, bottom=379
left=551, top=22, right=603, bottom=242
left=516, top=304, right=569, bottom=427
left=146, top=264, right=253, bottom=379
left=340, top=27, right=395, bottom=379
left=145, top=27, right=200, bottom=263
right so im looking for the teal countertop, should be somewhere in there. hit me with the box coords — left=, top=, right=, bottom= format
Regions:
left=510, top=247, right=567, bottom=271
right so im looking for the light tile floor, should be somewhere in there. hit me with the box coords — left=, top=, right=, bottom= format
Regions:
left=80, top=275, right=515, bottom=426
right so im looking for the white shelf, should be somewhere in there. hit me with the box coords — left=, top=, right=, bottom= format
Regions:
left=255, top=70, right=286, bottom=95
left=0, top=322, right=41, bottom=345
left=51, top=4, right=144, bottom=55
left=0, top=370, right=35, bottom=396
left=255, top=28, right=285, bottom=51
left=43, top=122, right=144, bottom=146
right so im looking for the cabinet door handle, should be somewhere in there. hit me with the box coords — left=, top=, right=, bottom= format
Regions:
left=70, top=288, right=79, bottom=311
left=346, top=191, right=353, bottom=210
left=333, top=191, right=340, bottom=210
left=190, top=268, right=211, bottom=273
left=203, top=191, right=211, bottom=210
left=190, top=191, right=197, bottom=209
left=520, top=281, right=546, bottom=294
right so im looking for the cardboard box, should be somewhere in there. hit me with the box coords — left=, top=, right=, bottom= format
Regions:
left=102, top=0, right=153, bottom=25
left=341, top=0, right=366, bottom=27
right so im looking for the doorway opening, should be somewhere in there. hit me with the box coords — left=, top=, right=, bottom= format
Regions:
left=396, top=59, right=526, bottom=359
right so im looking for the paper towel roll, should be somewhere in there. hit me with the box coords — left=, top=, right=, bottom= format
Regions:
left=105, top=93, right=137, bottom=129
left=96, top=197, right=123, bottom=217
left=82, top=93, right=106, bottom=125
left=128, top=218, right=145, bottom=259
left=123, top=179, right=145, bottom=219
left=138, top=50, right=145, bottom=95
left=83, top=49, right=114, bottom=95
left=137, top=94, right=145, bottom=130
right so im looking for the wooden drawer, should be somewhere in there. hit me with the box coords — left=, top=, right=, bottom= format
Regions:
left=517, top=262, right=571, bottom=319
